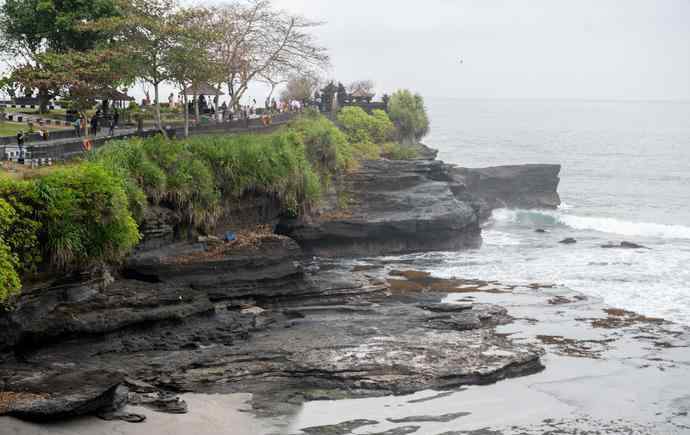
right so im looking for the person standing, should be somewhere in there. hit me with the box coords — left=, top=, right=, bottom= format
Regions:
left=73, top=117, right=81, bottom=137
left=90, top=114, right=99, bottom=136
left=16, top=131, right=25, bottom=163
left=108, top=116, right=116, bottom=136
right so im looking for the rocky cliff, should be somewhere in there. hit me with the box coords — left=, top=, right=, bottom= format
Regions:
left=277, top=159, right=481, bottom=256
left=450, top=164, right=561, bottom=220
left=0, top=153, right=563, bottom=422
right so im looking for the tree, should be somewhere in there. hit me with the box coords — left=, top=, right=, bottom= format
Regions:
left=281, top=72, right=321, bottom=104
left=166, top=9, right=223, bottom=137
left=12, top=48, right=133, bottom=119
left=207, top=0, right=329, bottom=110
left=387, top=90, right=430, bottom=144
left=0, top=0, right=121, bottom=112
left=348, top=80, right=374, bottom=94
left=98, top=0, right=181, bottom=135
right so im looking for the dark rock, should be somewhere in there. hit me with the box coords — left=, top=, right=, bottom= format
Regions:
left=0, top=277, right=214, bottom=352
left=278, top=159, right=481, bottom=256
left=137, top=206, right=180, bottom=252
left=369, top=426, right=421, bottom=435
left=300, top=419, right=379, bottom=434
left=387, top=411, right=471, bottom=423
left=449, top=164, right=561, bottom=220
left=560, top=238, right=577, bottom=245
left=601, top=241, right=650, bottom=250
left=97, top=411, right=147, bottom=423
left=0, top=370, right=127, bottom=421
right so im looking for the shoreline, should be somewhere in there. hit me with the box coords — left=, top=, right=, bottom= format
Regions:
left=5, top=149, right=688, bottom=434
left=5, top=266, right=689, bottom=434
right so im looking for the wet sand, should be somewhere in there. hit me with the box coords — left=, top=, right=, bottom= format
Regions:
left=4, top=394, right=286, bottom=435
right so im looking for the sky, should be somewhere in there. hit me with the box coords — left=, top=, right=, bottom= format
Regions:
left=193, top=0, right=690, bottom=102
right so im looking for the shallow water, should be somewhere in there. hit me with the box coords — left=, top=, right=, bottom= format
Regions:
left=425, top=98, right=690, bottom=324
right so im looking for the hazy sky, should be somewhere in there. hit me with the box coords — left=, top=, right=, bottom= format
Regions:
left=198, top=0, right=690, bottom=101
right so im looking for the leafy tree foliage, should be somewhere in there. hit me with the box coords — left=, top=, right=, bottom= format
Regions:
left=0, top=0, right=122, bottom=111
left=387, top=90, right=430, bottom=144
left=337, top=107, right=395, bottom=145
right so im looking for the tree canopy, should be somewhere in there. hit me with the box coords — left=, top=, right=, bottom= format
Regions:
left=387, top=90, right=430, bottom=144
left=0, top=0, right=120, bottom=58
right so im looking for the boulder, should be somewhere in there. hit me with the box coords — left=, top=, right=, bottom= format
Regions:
left=0, top=370, right=127, bottom=421
left=277, top=159, right=481, bottom=256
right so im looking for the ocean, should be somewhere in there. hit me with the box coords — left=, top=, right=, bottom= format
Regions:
left=421, top=98, right=690, bottom=325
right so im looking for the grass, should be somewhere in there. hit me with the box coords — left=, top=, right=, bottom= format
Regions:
left=0, top=121, right=69, bottom=137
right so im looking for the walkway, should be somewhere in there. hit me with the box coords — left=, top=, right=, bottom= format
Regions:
left=2, top=114, right=297, bottom=162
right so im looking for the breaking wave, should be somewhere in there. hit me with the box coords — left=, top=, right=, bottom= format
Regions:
left=491, top=208, right=690, bottom=240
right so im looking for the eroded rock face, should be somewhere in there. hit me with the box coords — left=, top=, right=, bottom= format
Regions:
left=0, top=263, right=543, bottom=421
left=0, top=370, right=127, bottom=421
left=278, top=159, right=481, bottom=256
left=450, top=164, right=561, bottom=220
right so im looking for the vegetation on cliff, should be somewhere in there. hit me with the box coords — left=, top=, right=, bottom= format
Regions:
left=92, top=129, right=322, bottom=231
left=388, top=90, right=430, bottom=144
left=0, top=164, right=140, bottom=300
left=0, top=105, right=429, bottom=302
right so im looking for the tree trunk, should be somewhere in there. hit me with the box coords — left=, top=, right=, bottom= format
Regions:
left=38, top=87, right=50, bottom=114
left=183, top=93, right=189, bottom=138
left=153, top=83, right=167, bottom=138
left=194, top=94, right=200, bottom=126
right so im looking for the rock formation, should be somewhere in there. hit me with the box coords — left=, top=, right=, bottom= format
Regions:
left=450, top=164, right=561, bottom=220
left=0, top=150, right=564, bottom=422
left=277, top=159, right=481, bottom=256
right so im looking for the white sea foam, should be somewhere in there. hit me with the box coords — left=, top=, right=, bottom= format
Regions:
left=491, top=208, right=690, bottom=240
left=482, top=230, right=522, bottom=246
left=557, top=215, right=690, bottom=240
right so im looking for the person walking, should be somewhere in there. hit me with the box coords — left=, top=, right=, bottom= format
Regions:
left=108, top=116, right=116, bottom=136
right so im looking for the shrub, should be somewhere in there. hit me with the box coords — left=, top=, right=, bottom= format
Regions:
left=0, top=177, right=42, bottom=274
left=0, top=198, right=21, bottom=303
left=89, top=139, right=161, bottom=220
left=337, top=106, right=375, bottom=144
left=186, top=131, right=320, bottom=216
left=370, top=109, right=396, bottom=143
left=35, top=163, right=141, bottom=270
left=93, top=129, right=324, bottom=227
left=387, top=90, right=430, bottom=144
left=337, top=107, right=395, bottom=145
left=288, top=114, right=355, bottom=173
left=0, top=237, right=20, bottom=303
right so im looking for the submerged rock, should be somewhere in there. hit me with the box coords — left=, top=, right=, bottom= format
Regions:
left=300, top=419, right=379, bottom=435
left=387, top=412, right=471, bottom=423
left=601, top=241, right=650, bottom=250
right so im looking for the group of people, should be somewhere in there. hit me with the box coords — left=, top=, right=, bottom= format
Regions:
left=72, top=109, right=119, bottom=138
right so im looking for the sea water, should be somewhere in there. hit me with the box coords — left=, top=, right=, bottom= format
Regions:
left=422, top=98, right=690, bottom=325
